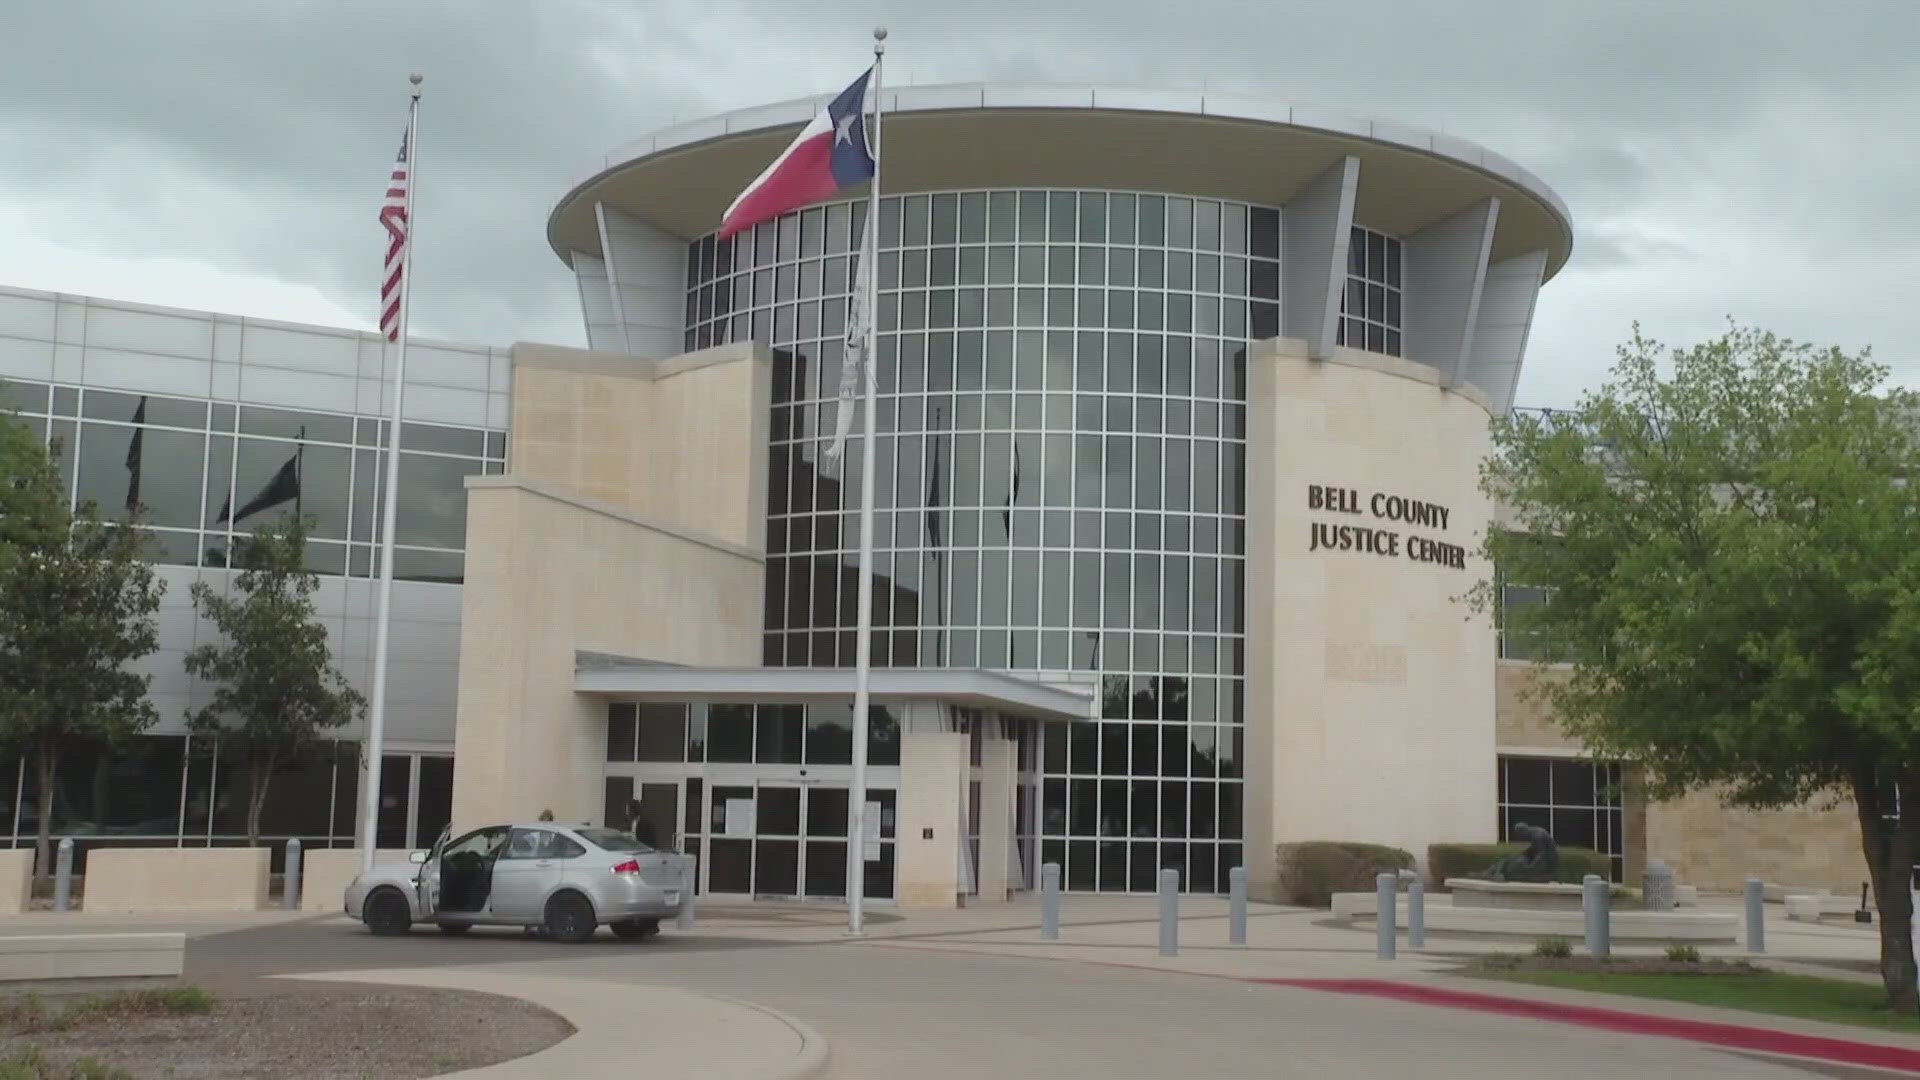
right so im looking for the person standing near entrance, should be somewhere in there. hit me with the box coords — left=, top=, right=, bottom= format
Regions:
left=626, top=799, right=659, bottom=848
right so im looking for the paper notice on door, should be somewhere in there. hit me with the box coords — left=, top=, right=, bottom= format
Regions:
left=863, top=800, right=883, bottom=861
left=724, top=798, right=755, bottom=837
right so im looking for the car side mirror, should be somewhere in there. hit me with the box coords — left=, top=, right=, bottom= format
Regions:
left=409, top=850, right=428, bottom=864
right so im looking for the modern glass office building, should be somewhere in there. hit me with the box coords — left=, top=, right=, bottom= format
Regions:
left=0, top=83, right=1866, bottom=902
left=509, top=81, right=1579, bottom=904
left=0, top=288, right=508, bottom=866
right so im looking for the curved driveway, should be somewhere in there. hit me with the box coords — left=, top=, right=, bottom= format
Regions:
left=188, top=915, right=1886, bottom=1079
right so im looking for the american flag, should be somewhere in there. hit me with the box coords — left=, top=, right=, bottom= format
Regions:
left=379, top=132, right=410, bottom=342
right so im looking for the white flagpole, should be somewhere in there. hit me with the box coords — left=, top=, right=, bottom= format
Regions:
left=847, top=27, right=886, bottom=935
left=360, top=73, right=422, bottom=873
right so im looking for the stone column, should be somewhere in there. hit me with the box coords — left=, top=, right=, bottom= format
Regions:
left=896, top=730, right=967, bottom=908
left=975, top=731, right=1017, bottom=903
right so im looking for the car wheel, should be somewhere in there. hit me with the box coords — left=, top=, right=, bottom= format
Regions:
left=543, top=892, right=596, bottom=944
left=610, top=918, right=660, bottom=940
left=364, top=889, right=413, bottom=936
left=436, top=922, right=472, bottom=934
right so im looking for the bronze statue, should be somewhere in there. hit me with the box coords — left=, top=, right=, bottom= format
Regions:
left=1486, top=822, right=1559, bottom=883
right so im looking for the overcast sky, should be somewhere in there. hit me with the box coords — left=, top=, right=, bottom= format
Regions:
left=3, top=0, right=1915, bottom=408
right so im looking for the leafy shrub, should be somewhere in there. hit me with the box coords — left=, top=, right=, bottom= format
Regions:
left=1276, top=842, right=1415, bottom=908
left=1427, top=843, right=1614, bottom=885
left=1533, top=937, right=1573, bottom=959
left=0, top=986, right=213, bottom=1034
left=1665, top=944, right=1702, bottom=963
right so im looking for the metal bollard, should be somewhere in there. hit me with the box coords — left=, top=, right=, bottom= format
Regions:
left=1040, top=862, right=1061, bottom=941
left=283, top=838, right=302, bottom=911
left=1228, top=866, right=1248, bottom=946
left=1376, top=872, right=1397, bottom=960
left=1745, top=877, right=1765, bottom=954
left=1158, top=868, right=1179, bottom=957
left=1405, top=871, right=1425, bottom=950
left=675, top=857, right=697, bottom=930
left=1583, top=875, right=1611, bottom=958
left=53, top=839, right=74, bottom=913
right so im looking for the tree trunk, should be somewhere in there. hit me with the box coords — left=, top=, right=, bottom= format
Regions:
left=32, top=742, right=56, bottom=883
left=1853, top=768, right=1917, bottom=1017
left=245, top=752, right=275, bottom=849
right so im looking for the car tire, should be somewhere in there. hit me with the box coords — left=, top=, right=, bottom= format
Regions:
left=543, top=892, right=597, bottom=944
left=610, top=918, right=660, bottom=940
left=364, top=889, right=413, bottom=936
left=436, top=922, right=472, bottom=934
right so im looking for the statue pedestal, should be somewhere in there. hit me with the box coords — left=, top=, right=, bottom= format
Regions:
left=1446, top=878, right=1587, bottom=911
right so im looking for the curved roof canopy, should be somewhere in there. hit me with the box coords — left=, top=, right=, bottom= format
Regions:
left=549, top=83, right=1572, bottom=279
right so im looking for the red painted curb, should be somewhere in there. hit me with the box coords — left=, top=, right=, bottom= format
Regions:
left=1264, top=979, right=1920, bottom=1074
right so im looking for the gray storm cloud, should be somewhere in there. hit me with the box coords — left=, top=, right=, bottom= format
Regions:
left=1, top=0, right=1913, bottom=407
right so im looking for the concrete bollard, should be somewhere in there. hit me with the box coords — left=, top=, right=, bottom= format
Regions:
left=675, top=857, right=697, bottom=930
left=1228, top=866, right=1248, bottom=946
left=1158, top=868, right=1179, bottom=957
left=1404, top=871, right=1425, bottom=950
left=1643, top=859, right=1675, bottom=912
left=1041, top=862, right=1061, bottom=941
left=1583, top=875, right=1611, bottom=958
left=1376, top=872, right=1397, bottom=960
left=1745, top=877, right=1765, bottom=954
left=53, top=839, right=74, bottom=913
left=283, top=838, right=302, bottom=911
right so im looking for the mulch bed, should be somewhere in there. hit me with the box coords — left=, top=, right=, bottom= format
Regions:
left=0, top=977, right=571, bottom=1079
left=1468, top=954, right=1765, bottom=977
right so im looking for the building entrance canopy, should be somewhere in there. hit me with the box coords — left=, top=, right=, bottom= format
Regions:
left=573, top=652, right=1098, bottom=723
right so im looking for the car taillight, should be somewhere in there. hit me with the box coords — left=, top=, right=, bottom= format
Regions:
left=611, top=859, right=642, bottom=875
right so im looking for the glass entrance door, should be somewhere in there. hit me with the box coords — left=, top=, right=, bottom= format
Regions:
left=697, top=780, right=896, bottom=901
left=802, top=786, right=849, bottom=900
left=633, top=782, right=679, bottom=850
left=753, top=783, right=801, bottom=899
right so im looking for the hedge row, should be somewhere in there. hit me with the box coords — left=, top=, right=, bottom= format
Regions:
left=1427, top=843, right=1612, bottom=885
left=1275, top=841, right=1415, bottom=907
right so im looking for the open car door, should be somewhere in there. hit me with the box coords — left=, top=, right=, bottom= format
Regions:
left=415, top=824, right=452, bottom=916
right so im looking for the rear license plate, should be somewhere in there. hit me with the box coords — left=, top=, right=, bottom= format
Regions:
left=664, top=891, right=680, bottom=905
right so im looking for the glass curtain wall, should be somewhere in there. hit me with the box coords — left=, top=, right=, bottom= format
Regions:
left=0, top=378, right=504, bottom=582
left=686, top=189, right=1288, bottom=892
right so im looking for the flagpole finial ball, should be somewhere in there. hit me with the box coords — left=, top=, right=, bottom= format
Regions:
left=409, top=74, right=423, bottom=86
left=873, top=26, right=888, bottom=42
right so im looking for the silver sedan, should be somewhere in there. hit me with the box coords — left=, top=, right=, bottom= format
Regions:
left=345, top=822, right=690, bottom=943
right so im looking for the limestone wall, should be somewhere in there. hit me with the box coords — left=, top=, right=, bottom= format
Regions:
left=1244, top=338, right=1497, bottom=888
left=84, top=848, right=269, bottom=913
left=1644, top=788, right=1870, bottom=895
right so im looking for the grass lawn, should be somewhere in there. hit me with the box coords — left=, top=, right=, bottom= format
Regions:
left=1475, top=969, right=1919, bottom=1033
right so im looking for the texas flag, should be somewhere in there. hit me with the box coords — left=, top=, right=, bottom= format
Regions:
left=718, top=68, right=875, bottom=239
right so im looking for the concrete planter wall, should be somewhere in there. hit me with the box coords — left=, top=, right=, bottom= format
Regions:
left=83, top=848, right=270, bottom=913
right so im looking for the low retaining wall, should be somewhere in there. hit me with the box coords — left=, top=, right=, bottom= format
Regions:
left=1446, top=878, right=1585, bottom=911
left=84, top=848, right=269, bottom=913
left=0, top=933, right=184, bottom=980
left=300, top=849, right=416, bottom=914
left=1786, top=893, right=1875, bottom=923
left=1765, top=883, right=1831, bottom=903
left=1332, top=892, right=1738, bottom=943
left=0, top=850, right=27, bottom=914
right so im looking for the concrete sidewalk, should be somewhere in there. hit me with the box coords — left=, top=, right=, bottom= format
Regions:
left=0, top=908, right=318, bottom=938
left=656, top=895, right=1920, bottom=1057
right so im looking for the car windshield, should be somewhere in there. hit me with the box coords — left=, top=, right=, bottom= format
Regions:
left=574, top=827, right=655, bottom=853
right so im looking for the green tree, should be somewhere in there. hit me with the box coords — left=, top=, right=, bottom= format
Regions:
left=1476, top=325, right=1920, bottom=1015
left=0, top=422, right=165, bottom=876
left=184, top=516, right=364, bottom=847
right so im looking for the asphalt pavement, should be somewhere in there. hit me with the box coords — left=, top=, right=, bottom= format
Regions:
left=180, top=912, right=1903, bottom=1079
